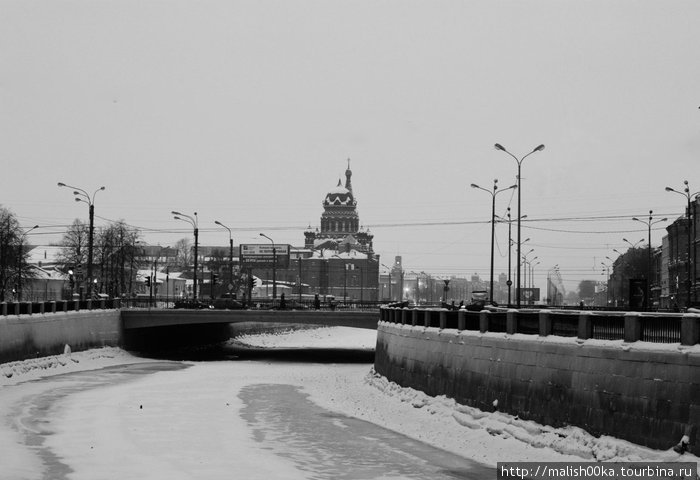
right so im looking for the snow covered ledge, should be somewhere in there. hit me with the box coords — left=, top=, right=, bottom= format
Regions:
left=374, top=320, right=700, bottom=456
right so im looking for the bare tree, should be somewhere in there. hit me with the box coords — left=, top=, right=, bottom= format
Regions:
left=174, top=238, right=193, bottom=272
left=0, top=206, right=26, bottom=301
left=96, top=220, right=142, bottom=297
left=57, top=219, right=88, bottom=272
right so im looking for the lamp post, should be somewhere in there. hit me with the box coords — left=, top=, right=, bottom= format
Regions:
left=531, top=260, right=540, bottom=292
left=494, top=143, right=545, bottom=307
left=665, top=181, right=699, bottom=308
left=623, top=237, right=645, bottom=249
left=632, top=210, right=667, bottom=310
left=522, top=254, right=537, bottom=294
left=259, top=233, right=276, bottom=299
left=522, top=249, right=536, bottom=297
left=58, top=183, right=105, bottom=299
left=381, top=263, right=393, bottom=301
left=16, top=224, right=39, bottom=302
left=471, top=179, right=517, bottom=304
left=173, top=211, right=198, bottom=299
left=601, top=261, right=612, bottom=306
left=215, top=221, right=234, bottom=296
left=333, top=254, right=347, bottom=302
left=496, top=210, right=527, bottom=306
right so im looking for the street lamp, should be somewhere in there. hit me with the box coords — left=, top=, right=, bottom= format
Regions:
left=214, top=221, right=234, bottom=296
left=58, top=182, right=105, bottom=299
left=173, top=211, right=198, bottom=299
left=632, top=210, right=667, bottom=310
left=496, top=210, right=528, bottom=306
left=259, top=233, right=276, bottom=299
left=471, top=179, right=517, bottom=304
left=495, top=143, right=545, bottom=307
left=333, top=254, right=347, bottom=302
left=16, top=224, right=39, bottom=302
left=381, top=263, right=393, bottom=301
left=601, top=261, right=612, bottom=306
left=531, top=260, right=540, bottom=291
left=623, top=238, right=645, bottom=249
left=521, top=254, right=537, bottom=304
left=665, top=181, right=699, bottom=308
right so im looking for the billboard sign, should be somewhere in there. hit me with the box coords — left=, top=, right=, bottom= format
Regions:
left=240, top=244, right=290, bottom=268
left=520, top=288, right=540, bottom=303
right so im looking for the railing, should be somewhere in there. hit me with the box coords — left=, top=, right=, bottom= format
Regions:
left=0, top=298, right=122, bottom=316
left=0, top=297, right=387, bottom=316
left=379, top=306, right=700, bottom=346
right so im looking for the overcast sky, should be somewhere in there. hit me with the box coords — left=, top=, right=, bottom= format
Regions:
left=2, top=0, right=698, bottom=293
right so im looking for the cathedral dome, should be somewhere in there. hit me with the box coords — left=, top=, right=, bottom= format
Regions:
left=324, top=180, right=355, bottom=206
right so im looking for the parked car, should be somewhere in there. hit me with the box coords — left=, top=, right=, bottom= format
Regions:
left=173, top=299, right=212, bottom=309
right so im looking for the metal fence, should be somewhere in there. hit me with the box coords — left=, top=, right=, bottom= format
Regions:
left=379, top=306, right=699, bottom=346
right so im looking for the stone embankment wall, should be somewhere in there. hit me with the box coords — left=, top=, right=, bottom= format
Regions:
left=374, top=321, right=700, bottom=455
left=0, top=309, right=121, bottom=363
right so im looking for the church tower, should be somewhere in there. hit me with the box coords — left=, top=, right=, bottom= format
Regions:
left=304, top=160, right=373, bottom=253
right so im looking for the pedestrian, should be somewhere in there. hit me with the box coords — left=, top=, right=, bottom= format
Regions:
left=279, top=293, right=286, bottom=310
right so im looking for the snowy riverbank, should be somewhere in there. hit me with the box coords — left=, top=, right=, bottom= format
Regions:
left=0, top=326, right=697, bottom=479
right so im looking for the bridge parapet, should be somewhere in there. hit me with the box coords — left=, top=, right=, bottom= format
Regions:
left=379, top=306, right=700, bottom=345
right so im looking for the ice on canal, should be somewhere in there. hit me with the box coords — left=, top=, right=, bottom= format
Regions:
left=1, top=327, right=697, bottom=479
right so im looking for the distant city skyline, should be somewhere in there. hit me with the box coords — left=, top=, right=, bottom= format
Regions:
left=2, top=0, right=698, bottom=294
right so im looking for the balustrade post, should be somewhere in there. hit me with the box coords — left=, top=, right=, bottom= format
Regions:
left=439, top=310, right=447, bottom=329
left=50, top=301, right=56, bottom=313
left=457, top=309, right=466, bottom=331
left=1, top=302, right=6, bottom=316
left=681, top=313, right=700, bottom=346
left=539, top=310, right=551, bottom=337
left=578, top=311, right=593, bottom=340
left=13, top=302, right=20, bottom=315
left=39, top=302, right=45, bottom=314
left=506, top=309, right=518, bottom=334
left=412, top=309, right=419, bottom=326
left=624, top=312, right=642, bottom=343
left=424, top=310, right=431, bottom=327
left=402, top=308, right=409, bottom=325
left=479, top=310, right=489, bottom=333
left=63, top=300, right=68, bottom=312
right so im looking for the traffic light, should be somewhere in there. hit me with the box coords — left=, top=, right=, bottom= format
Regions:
left=145, top=276, right=151, bottom=287
left=248, top=275, right=255, bottom=290
left=212, top=273, right=219, bottom=283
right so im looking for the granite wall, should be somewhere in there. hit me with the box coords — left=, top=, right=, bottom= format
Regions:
left=374, top=321, right=700, bottom=455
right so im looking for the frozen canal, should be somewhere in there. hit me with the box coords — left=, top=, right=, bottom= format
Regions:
left=6, top=359, right=491, bottom=480
left=3, top=327, right=693, bottom=479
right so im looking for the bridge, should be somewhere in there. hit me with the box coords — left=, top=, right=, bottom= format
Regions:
left=120, top=308, right=378, bottom=351
left=121, top=309, right=378, bottom=330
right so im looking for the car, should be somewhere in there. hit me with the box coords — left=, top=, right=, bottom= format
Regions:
left=173, top=299, right=212, bottom=309
left=211, top=297, right=245, bottom=310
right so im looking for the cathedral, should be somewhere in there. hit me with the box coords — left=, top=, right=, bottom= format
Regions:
left=261, top=161, right=380, bottom=302
left=304, top=161, right=374, bottom=254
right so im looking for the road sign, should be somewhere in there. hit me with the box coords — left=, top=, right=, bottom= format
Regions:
left=240, top=243, right=290, bottom=268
